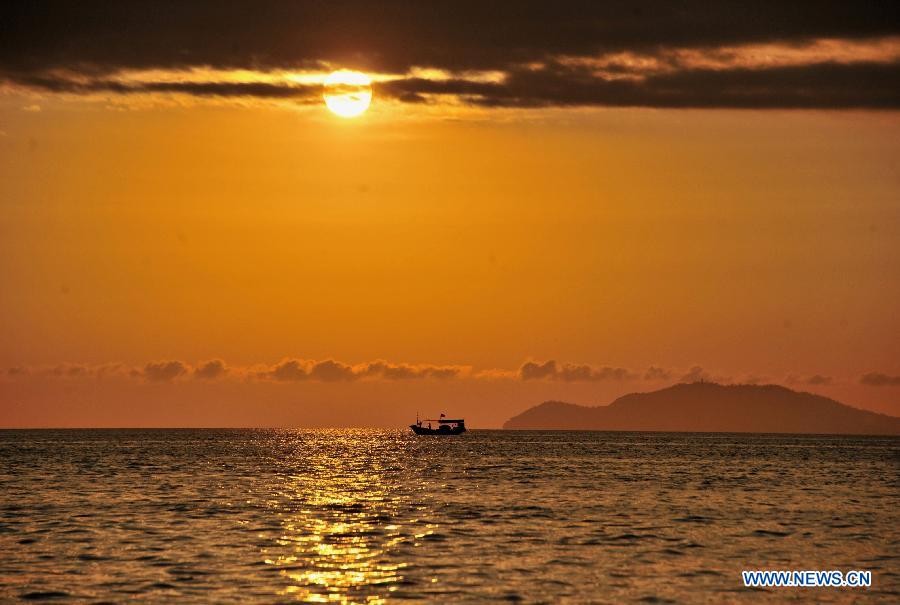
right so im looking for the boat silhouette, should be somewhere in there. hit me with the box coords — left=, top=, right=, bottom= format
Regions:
left=410, top=413, right=466, bottom=435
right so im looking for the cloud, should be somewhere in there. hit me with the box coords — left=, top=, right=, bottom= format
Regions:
left=94, top=363, right=128, bottom=379
left=0, top=358, right=469, bottom=383
left=680, top=366, right=709, bottom=383
left=2, top=362, right=129, bottom=380
left=10, top=59, right=899, bottom=111
left=309, top=359, right=357, bottom=382
left=423, top=367, right=461, bottom=379
left=520, top=360, right=558, bottom=380
left=472, top=368, right=518, bottom=380
left=429, top=61, right=900, bottom=109
left=7, top=74, right=320, bottom=102
left=644, top=366, right=672, bottom=381
left=785, top=373, right=834, bottom=386
left=194, top=359, right=228, bottom=380
left=267, top=359, right=308, bottom=381
left=362, top=360, right=463, bottom=380
left=740, top=374, right=769, bottom=385
left=0, top=357, right=858, bottom=388
left=142, top=360, right=188, bottom=382
left=259, top=358, right=465, bottom=382
left=519, top=360, right=636, bottom=381
left=679, top=366, right=732, bottom=384
left=2, top=3, right=898, bottom=110
left=860, top=372, right=900, bottom=386
left=3, top=3, right=895, bottom=74
left=49, top=363, right=90, bottom=378
left=365, top=363, right=419, bottom=379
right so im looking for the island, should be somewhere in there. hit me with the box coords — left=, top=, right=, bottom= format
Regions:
left=503, top=382, right=900, bottom=435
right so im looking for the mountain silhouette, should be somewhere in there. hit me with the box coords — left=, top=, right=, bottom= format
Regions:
left=503, top=382, right=900, bottom=435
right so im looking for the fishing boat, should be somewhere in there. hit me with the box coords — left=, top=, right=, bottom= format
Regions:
left=410, top=413, right=466, bottom=435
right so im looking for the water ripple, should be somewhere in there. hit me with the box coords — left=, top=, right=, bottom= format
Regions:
left=0, top=429, right=897, bottom=603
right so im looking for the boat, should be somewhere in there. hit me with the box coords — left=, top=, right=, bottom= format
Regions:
left=410, top=414, right=466, bottom=435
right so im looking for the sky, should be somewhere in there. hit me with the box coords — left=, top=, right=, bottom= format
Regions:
left=1, top=2, right=899, bottom=427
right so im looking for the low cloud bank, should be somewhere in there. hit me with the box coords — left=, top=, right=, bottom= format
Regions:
left=1, top=357, right=875, bottom=389
left=260, top=359, right=466, bottom=382
left=519, top=360, right=636, bottom=382
left=860, top=372, right=900, bottom=386
left=1, top=358, right=468, bottom=383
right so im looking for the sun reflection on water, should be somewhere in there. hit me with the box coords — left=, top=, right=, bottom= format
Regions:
left=260, top=431, right=422, bottom=603
left=4, top=431, right=899, bottom=602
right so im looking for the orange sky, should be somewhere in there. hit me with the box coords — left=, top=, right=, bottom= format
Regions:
left=1, top=5, right=899, bottom=427
left=1, top=92, right=898, bottom=427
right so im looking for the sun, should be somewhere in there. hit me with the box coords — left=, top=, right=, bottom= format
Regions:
left=323, top=70, right=372, bottom=118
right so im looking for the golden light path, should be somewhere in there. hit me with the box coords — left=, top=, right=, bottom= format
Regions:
left=258, top=430, right=434, bottom=603
left=323, top=70, right=373, bottom=118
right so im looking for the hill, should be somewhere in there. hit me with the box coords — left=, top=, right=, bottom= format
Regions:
left=502, top=382, right=900, bottom=435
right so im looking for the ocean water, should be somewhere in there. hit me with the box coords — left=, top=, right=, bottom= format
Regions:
left=0, top=430, right=897, bottom=603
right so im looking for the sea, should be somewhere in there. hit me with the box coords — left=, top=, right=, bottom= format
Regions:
left=0, top=430, right=897, bottom=603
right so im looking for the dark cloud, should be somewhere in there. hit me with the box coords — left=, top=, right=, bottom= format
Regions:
left=644, top=366, right=672, bottom=381
left=6, top=74, right=320, bottom=101
left=587, top=366, right=635, bottom=381
left=0, top=358, right=465, bottom=382
left=2, top=2, right=898, bottom=109
left=785, top=373, right=834, bottom=386
left=379, top=78, right=500, bottom=101
left=48, top=363, right=90, bottom=378
left=557, top=364, right=594, bottom=382
left=8, top=61, right=898, bottom=110
left=860, top=372, right=900, bottom=386
left=261, top=358, right=464, bottom=382
left=2, top=2, right=895, bottom=74
left=520, top=360, right=558, bottom=380
left=142, top=360, right=188, bottom=382
left=519, top=360, right=635, bottom=381
left=362, top=361, right=462, bottom=380
left=411, top=62, right=900, bottom=109
left=45, top=362, right=122, bottom=379
left=94, top=363, right=127, bottom=379
left=267, top=359, right=308, bottom=381
left=194, top=359, right=228, bottom=380
left=309, top=359, right=357, bottom=382
left=0, top=357, right=863, bottom=388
